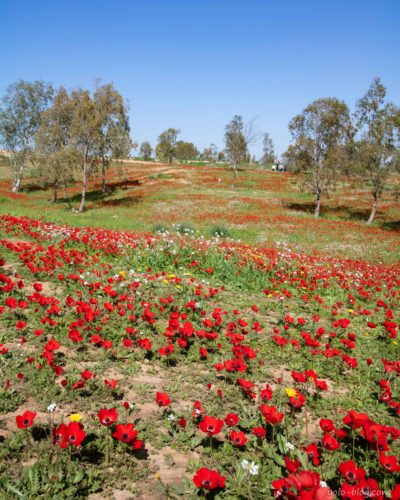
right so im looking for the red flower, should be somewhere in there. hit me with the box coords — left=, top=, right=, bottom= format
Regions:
left=16, top=410, right=36, bottom=429
left=192, top=400, right=205, bottom=419
left=198, top=415, right=224, bottom=436
left=260, top=404, right=284, bottom=425
left=391, top=485, right=400, bottom=500
left=104, top=379, right=118, bottom=389
left=193, top=467, right=225, bottom=490
left=379, top=453, right=400, bottom=473
left=319, top=418, right=334, bottom=432
left=81, top=370, right=93, bottom=380
left=286, top=470, right=320, bottom=491
left=339, top=482, right=364, bottom=499
left=284, top=456, right=301, bottom=473
left=322, top=433, right=340, bottom=450
left=338, top=460, right=365, bottom=482
left=304, top=443, right=320, bottom=466
left=53, top=423, right=69, bottom=448
left=289, top=392, right=306, bottom=409
left=252, top=427, right=266, bottom=439
left=230, top=430, right=247, bottom=447
left=155, top=392, right=170, bottom=407
left=178, top=417, right=187, bottom=429
left=98, top=407, right=118, bottom=426
left=260, top=384, right=273, bottom=401
left=138, top=338, right=152, bottom=350
left=224, top=412, right=239, bottom=427
left=66, top=422, right=86, bottom=446
left=113, top=423, right=138, bottom=444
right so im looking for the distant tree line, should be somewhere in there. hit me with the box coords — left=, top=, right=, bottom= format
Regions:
left=0, top=78, right=399, bottom=221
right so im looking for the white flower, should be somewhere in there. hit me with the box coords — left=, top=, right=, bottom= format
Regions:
left=47, top=403, right=58, bottom=413
left=241, top=459, right=250, bottom=470
left=285, top=441, right=295, bottom=451
left=167, top=413, right=176, bottom=421
left=249, top=463, right=259, bottom=476
left=320, top=481, right=328, bottom=488
left=241, top=460, right=259, bottom=476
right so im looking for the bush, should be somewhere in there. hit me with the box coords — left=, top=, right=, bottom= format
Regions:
left=209, top=224, right=231, bottom=238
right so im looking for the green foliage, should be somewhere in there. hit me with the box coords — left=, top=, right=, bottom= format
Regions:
left=155, top=128, right=180, bottom=163
left=209, top=224, right=231, bottom=238
left=224, top=115, right=248, bottom=168
left=139, top=141, right=153, bottom=161
left=0, top=455, right=101, bottom=499
left=285, top=98, right=353, bottom=216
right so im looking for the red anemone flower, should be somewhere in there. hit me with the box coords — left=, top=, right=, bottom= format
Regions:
left=230, top=430, right=247, bottom=447
left=198, top=415, right=224, bottom=436
left=66, top=422, right=86, bottom=447
left=155, top=392, right=171, bottom=407
left=113, top=423, right=138, bottom=444
left=193, top=467, right=225, bottom=490
left=98, top=407, right=118, bottom=426
left=260, top=404, right=284, bottom=425
left=224, top=412, right=239, bottom=427
left=16, top=410, right=37, bottom=429
left=379, top=453, right=400, bottom=473
left=252, top=426, right=266, bottom=439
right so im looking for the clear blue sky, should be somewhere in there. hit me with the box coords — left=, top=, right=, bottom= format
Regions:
left=1, top=0, right=399, bottom=158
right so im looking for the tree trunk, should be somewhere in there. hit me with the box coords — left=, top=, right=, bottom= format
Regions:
left=78, top=162, right=88, bottom=212
left=12, top=176, right=21, bottom=193
left=51, top=181, right=58, bottom=203
left=102, top=156, right=107, bottom=193
left=314, top=194, right=321, bottom=218
left=12, top=160, right=24, bottom=193
left=232, top=163, right=237, bottom=189
left=366, top=192, right=378, bottom=225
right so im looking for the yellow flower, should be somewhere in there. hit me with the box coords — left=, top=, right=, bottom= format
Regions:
left=168, top=273, right=176, bottom=278
left=285, top=387, right=297, bottom=398
left=119, top=270, right=126, bottom=277
left=163, top=279, right=169, bottom=284
left=69, top=413, right=82, bottom=422
left=176, top=285, right=182, bottom=289
left=392, top=341, right=398, bottom=346
left=347, top=309, right=354, bottom=313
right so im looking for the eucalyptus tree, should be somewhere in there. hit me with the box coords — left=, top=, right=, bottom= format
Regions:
left=354, top=78, right=400, bottom=224
left=174, top=141, right=198, bottom=162
left=35, top=87, right=76, bottom=203
left=285, top=98, right=353, bottom=217
left=224, top=115, right=248, bottom=187
left=94, top=83, right=132, bottom=193
left=0, top=80, right=54, bottom=192
left=261, top=132, right=276, bottom=166
left=140, top=141, right=153, bottom=160
left=156, top=128, right=180, bottom=163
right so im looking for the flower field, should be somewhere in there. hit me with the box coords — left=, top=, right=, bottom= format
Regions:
left=0, top=213, right=399, bottom=499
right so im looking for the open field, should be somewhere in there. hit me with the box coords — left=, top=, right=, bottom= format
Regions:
left=0, top=158, right=399, bottom=263
left=0, top=162, right=399, bottom=499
